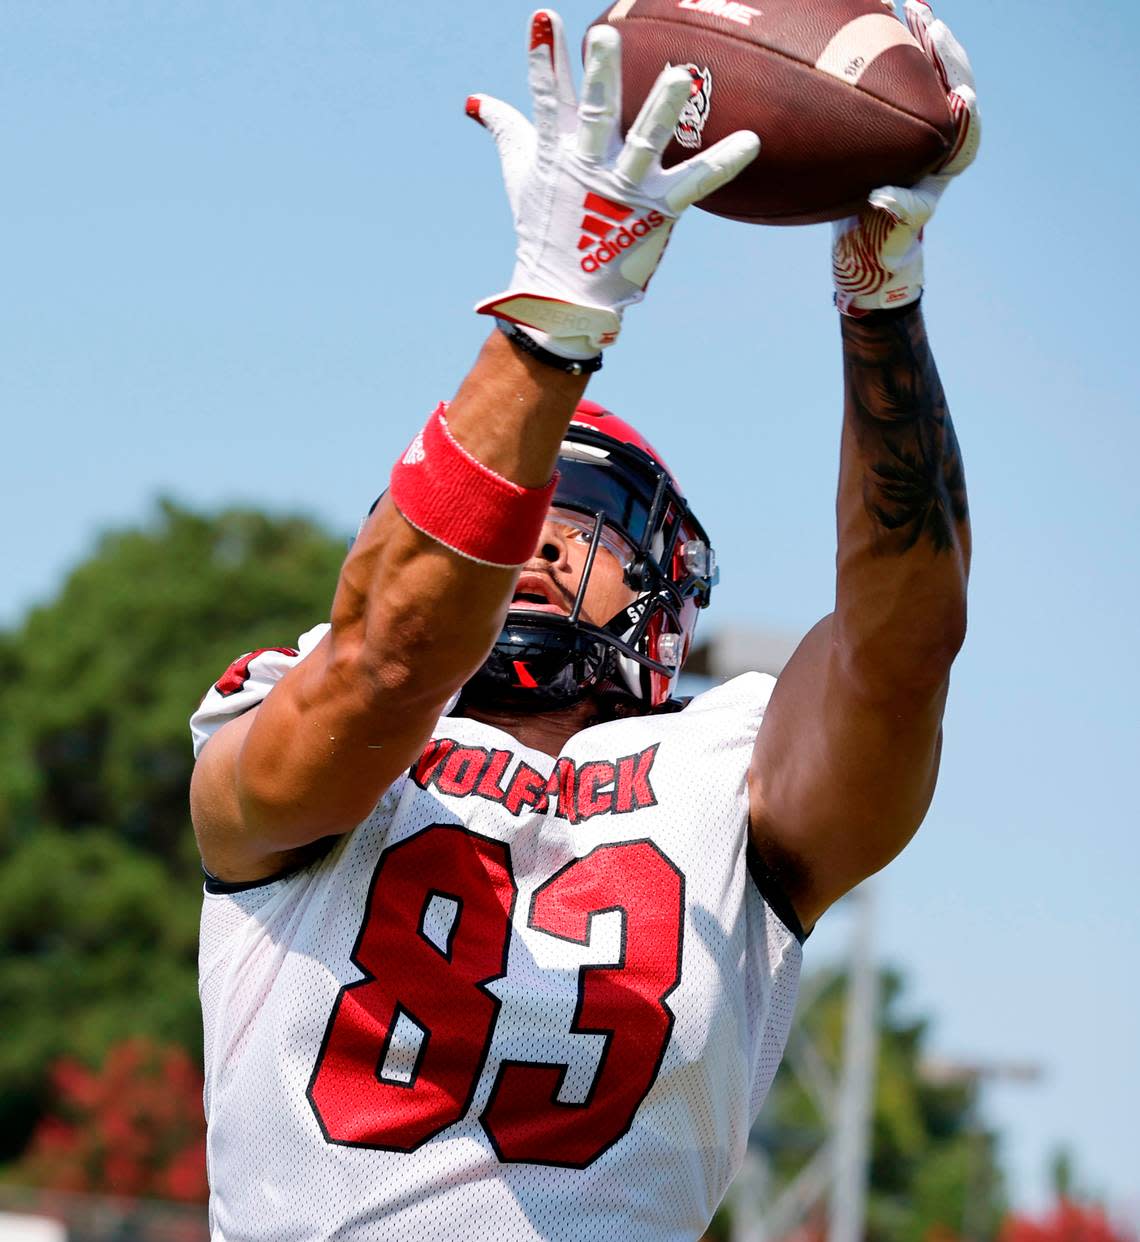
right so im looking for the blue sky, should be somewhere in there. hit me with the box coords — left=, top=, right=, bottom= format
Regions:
left=2, top=0, right=1137, bottom=1219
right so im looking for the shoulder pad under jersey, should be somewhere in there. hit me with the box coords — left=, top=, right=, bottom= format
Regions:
left=189, top=623, right=330, bottom=758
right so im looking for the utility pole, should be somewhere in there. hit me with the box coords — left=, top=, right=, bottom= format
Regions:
left=918, top=1059, right=1044, bottom=1242
left=827, top=884, right=879, bottom=1242
left=689, top=631, right=880, bottom=1242
left=730, top=885, right=880, bottom=1242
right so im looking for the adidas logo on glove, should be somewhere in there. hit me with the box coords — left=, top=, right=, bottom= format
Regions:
left=577, top=192, right=668, bottom=274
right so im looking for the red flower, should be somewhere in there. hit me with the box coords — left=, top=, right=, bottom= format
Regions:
left=1001, top=1199, right=1137, bottom=1242
left=18, top=1038, right=208, bottom=1203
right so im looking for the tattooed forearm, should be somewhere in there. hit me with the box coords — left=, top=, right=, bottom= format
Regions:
left=841, top=303, right=968, bottom=555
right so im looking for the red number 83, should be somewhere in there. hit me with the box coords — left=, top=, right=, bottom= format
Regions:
left=307, top=825, right=684, bottom=1168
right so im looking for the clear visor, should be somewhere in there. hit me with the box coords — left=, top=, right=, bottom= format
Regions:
left=545, top=506, right=637, bottom=570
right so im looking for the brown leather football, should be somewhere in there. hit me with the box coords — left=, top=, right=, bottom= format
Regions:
left=590, top=0, right=955, bottom=224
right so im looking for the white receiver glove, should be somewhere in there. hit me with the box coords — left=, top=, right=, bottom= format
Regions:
left=832, top=0, right=980, bottom=316
left=469, top=9, right=760, bottom=358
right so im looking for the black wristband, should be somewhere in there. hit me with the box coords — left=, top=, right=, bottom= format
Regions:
left=496, top=319, right=603, bottom=376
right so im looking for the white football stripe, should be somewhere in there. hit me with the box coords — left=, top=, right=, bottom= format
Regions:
left=607, top=0, right=639, bottom=19
left=814, top=13, right=921, bottom=85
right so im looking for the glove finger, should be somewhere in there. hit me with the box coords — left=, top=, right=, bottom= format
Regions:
left=868, top=183, right=938, bottom=232
left=466, top=93, right=536, bottom=209
left=865, top=185, right=935, bottom=264
left=904, top=0, right=947, bottom=91
left=905, top=1, right=976, bottom=95
left=925, top=15, right=976, bottom=93
left=528, top=10, right=576, bottom=142
left=662, top=129, right=761, bottom=213
left=940, top=84, right=980, bottom=174
left=546, top=8, right=580, bottom=122
left=577, top=25, right=622, bottom=160
left=616, top=65, right=692, bottom=186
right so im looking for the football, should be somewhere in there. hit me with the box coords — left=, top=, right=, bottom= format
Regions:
left=589, top=0, right=956, bottom=224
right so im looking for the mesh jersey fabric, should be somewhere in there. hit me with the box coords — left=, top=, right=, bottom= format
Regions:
left=192, top=637, right=803, bottom=1242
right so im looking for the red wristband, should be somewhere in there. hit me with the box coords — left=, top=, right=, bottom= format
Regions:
left=389, top=403, right=557, bottom=568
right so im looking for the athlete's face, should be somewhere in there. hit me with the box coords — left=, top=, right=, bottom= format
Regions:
left=511, top=508, right=637, bottom=627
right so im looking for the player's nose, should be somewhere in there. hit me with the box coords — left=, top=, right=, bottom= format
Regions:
left=530, top=519, right=571, bottom=570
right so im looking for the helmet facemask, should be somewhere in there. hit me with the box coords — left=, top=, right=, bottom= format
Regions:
left=462, top=415, right=717, bottom=712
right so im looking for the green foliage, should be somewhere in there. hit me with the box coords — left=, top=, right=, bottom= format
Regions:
left=0, top=498, right=344, bottom=862
left=1049, top=1149, right=1074, bottom=1201
left=704, top=1204, right=734, bottom=1241
left=0, top=827, right=202, bottom=1161
left=0, top=500, right=345, bottom=1165
left=754, top=969, right=1005, bottom=1242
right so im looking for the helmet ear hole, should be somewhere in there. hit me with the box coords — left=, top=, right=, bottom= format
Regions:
left=624, top=558, right=651, bottom=591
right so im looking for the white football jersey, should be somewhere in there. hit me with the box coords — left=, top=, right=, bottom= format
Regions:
left=191, top=626, right=804, bottom=1242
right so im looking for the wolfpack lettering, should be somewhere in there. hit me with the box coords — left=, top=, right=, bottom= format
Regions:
left=410, top=741, right=659, bottom=824
left=677, top=0, right=762, bottom=26
left=580, top=212, right=668, bottom=274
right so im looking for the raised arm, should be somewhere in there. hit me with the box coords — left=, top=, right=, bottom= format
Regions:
left=748, top=0, right=980, bottom=928
left=191, top=10, right=759, bottom=883
left=191, top=337, right=584, bottom=880
left=750, top=301, right=969, bottom=926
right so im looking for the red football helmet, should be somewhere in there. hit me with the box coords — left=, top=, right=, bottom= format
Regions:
left=464, top=399, right=718, bottom=710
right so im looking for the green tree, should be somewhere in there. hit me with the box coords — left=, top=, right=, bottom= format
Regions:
left=0, top=500, right=345, bottom=1165
left=0, top=499, right=344, bottom=864
left=0, top=827, right=203, bottom=1163
left=752, top=969, right=1006, bottom=1242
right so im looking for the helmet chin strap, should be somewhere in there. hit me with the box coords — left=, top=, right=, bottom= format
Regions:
left=459, top=616, right=616, bottom=712
left=460, top=588, right=683, bottom=715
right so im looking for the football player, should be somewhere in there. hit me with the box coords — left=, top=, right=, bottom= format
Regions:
left=190, top=6, right=978, bottom=1240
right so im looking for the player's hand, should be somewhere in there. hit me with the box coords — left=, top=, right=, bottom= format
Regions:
left=469, top=9, right=760, bottom=358
left=832, top=0, right=980, bottom=316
